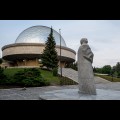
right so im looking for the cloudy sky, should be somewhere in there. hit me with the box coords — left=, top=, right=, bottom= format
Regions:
left=0, top=20, right=120, bottom=68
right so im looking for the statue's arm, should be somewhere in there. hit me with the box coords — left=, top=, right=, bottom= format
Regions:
left=83, top=54, right=93, bottom=63
left=82, top=45, right=94, bottom=63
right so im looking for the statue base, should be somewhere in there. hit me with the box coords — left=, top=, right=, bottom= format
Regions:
left=39, top=88, right=120, bottom=100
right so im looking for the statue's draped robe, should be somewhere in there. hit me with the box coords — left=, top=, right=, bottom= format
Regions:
left=78, top=44, right=96, bottom=95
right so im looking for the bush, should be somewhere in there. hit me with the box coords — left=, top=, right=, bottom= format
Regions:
left=21, top=77, right=50, bottom=87
left=0, top=67, right=7, bottom=85
left=65, top=63, right=78, bottom=71
left=13, top=68, right=50, bottom=86
left=52, top=68, right=58, bottom=76
left=0, top=67, right=4, bottom=76
left=117, top=72, right=120, bottom=78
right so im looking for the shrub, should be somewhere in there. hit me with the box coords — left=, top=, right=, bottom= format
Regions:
left=0, top=67, right=7, bottom=85
left=52, top=68, right=58, bottom=76
left=21, top=76, right=49, bottom=87
left=117, top=72, right=120, bottom=78
left=13, top=68, right=50, bottom=86
left=0, top=67, right=4, bottom=76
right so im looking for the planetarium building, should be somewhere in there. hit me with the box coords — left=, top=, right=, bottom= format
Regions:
left=2, top=26, right=76, bottom=68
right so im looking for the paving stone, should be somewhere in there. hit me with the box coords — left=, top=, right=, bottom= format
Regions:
left=58, top=68, right=110, bottom=84
left=0, top=72, right=119, bottom=100
left=39, top=88, right=120, bottom=100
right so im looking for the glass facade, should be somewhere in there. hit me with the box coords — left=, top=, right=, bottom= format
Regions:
left=15, top=26, right=66, bottom=47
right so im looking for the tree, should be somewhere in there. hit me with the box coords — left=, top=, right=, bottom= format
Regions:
left=102, top=65, right=111, bottom=74
left=95, top=67, right=103, bottom=73
left=109, top=62, right=120, bottom=78
left=116, top=62, right=120, bottom=73
left=112, top=66, right=116, bottom=73
left=41, top=27, right=58, bottom=70
left=65, top=62, right=78, bottom=71
left=93, top=67, right=97, bottom=73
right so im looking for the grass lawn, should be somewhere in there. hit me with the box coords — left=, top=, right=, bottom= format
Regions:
left=95, top=74, right=120, bottom=82
left=3, top=68, right=60, bottom=85
left=4, top=68, right=24, bottom=77
left=1, top=68, right=77, bottom=89
left=40, top=69, right=60, bottom=85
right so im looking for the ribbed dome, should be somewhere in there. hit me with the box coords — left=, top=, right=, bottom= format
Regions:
left=15, top=26, right=66, bottom=47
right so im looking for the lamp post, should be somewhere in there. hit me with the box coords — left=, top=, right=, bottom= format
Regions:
left=59, top=29, right=62, bottom=77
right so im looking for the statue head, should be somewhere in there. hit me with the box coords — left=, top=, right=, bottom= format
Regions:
left=80, top=38, right=88, bottom=45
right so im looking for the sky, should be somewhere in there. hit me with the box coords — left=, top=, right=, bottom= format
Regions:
left=0, top=20, right=120, bottom=68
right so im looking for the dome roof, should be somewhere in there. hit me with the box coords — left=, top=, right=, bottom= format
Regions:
left=15, top=26, right=66, bottom=47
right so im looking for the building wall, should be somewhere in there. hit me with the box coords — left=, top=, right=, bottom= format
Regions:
left=2, top=44, right=76, bottom=60
left=16, top=59, right=39, bottom=66
left=2, top=44, right=76, bottom=68
left=0, top=61, right=10, bottom=68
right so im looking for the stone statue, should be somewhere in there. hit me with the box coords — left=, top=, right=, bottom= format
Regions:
left=78, top=38, right=96, bottom=95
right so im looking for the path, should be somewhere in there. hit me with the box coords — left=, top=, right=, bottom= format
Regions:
left=58, top=68, right=110, bottom=84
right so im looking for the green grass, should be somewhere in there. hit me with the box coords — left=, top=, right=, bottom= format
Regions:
left=3, top=68, right=60, bottom=85
left=95, top=74, right=120, bottom=82
left=59, top=76, right=78, bottom=85
left=3, top=68, right=77, bottom=87
left=40, top=69, right=60, bottom=85
left=4, top=68, right=24, bottom=77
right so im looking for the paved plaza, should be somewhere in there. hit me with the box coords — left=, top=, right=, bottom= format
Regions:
left=39, top=88, right=120, bottom=100
left=1, top=68, right=120, bottom=100
left=1, top=78, right=120, bottom=100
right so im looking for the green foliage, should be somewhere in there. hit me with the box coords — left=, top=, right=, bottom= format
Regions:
left=0, top=67, right=4, bottom=75
left=102, top=65, right=111, bottom=74
left=13, top=70, right=26, bottom=84
left=112, top=66, right=116, bottom=73
left=115, top=62, right=120, bottom=73
left=95, top=67, right=103, bottom=73
left=95, top=74, right=120, bottom=82
left=65, top=62, right=78, bottom=71
left=40, top=69, right=60, bottom=85
left=1, top=68, right=79, bottom=88
left=41, top=27, right=58, bottom=70
left=52, top=68, right=58, bottom=76
left=110, top=63, right=120, bottom=78
left=117, top=72, right=120, bottom=78
left=95, top=62, right=120, bottom=78
left=0, top=58, right=2, bottom=64
left=113, top=71, right=118, bottom=77
left=94, top=65, right=111, bottom=74
left=59, top=76, right=78, bottom=85
left=0, top=67, right=7, bottom=84
left=95, top=62, right=120, bottom=81
left=3, top=68, right=60, bottom=86
left=13, top=68, right=50, bottom=86
left=93, top=67, right=97, bottom=73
